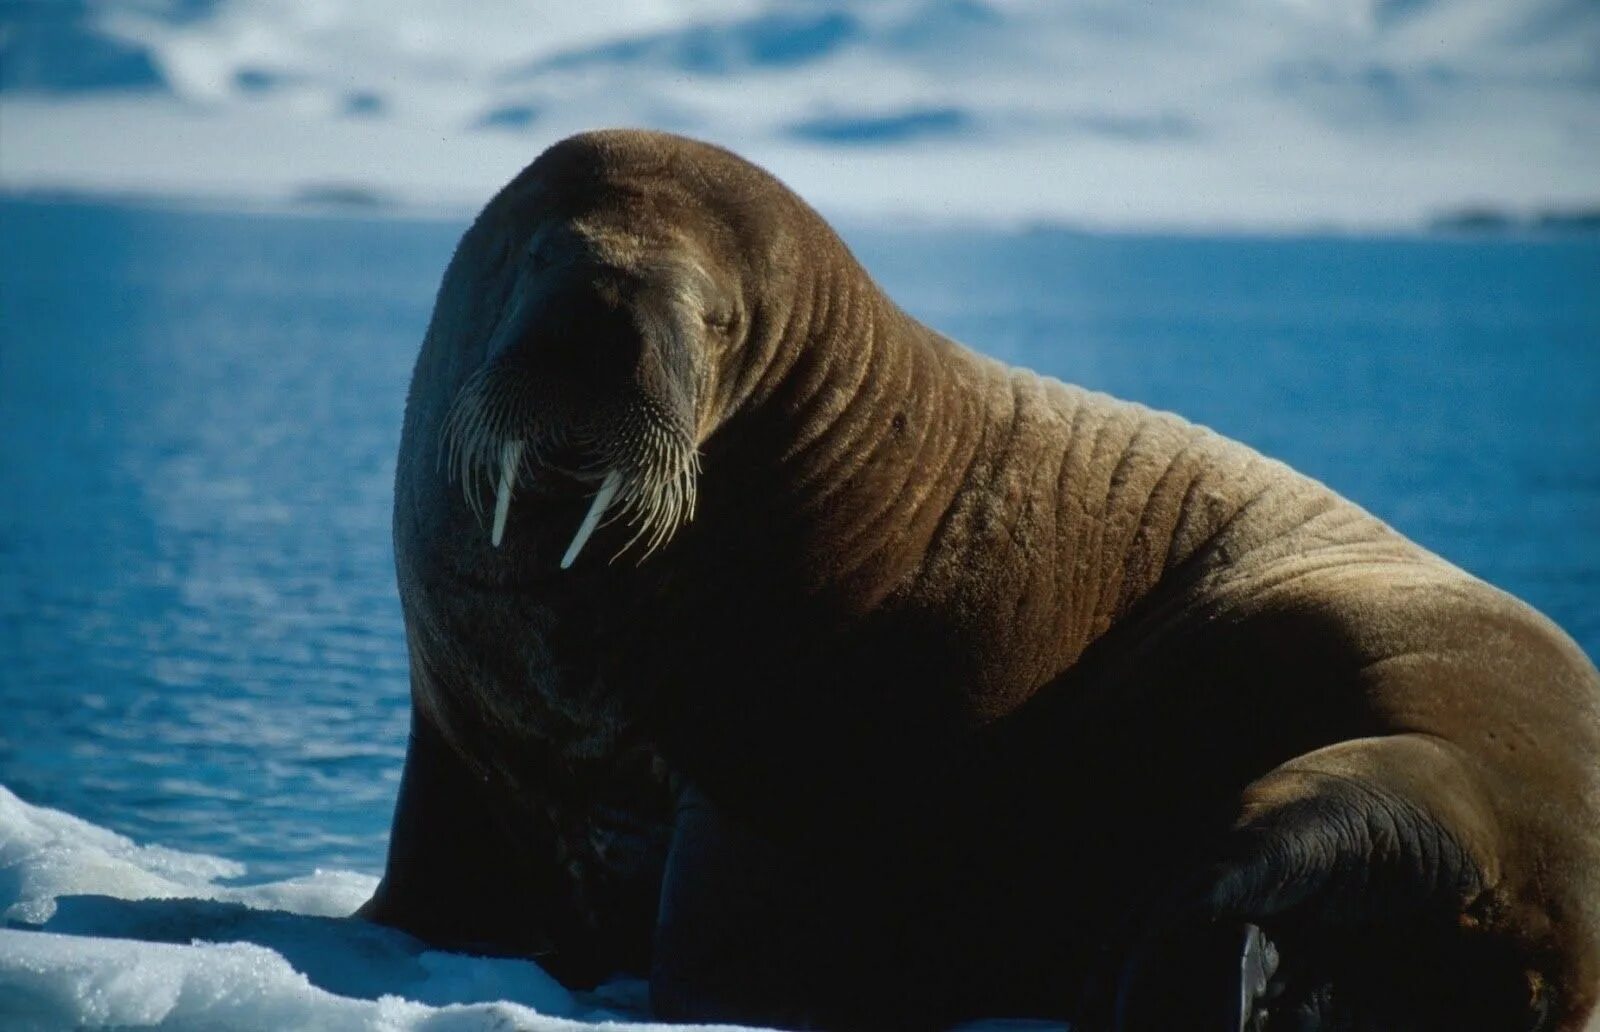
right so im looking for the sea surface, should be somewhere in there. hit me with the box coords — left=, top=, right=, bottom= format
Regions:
left=1, top=198, right=1596, bottom=880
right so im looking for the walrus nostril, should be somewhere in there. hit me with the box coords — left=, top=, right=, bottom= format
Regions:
left=483, top=288, right=534, bottom=364
left=487, top=287, right=649, bottom=412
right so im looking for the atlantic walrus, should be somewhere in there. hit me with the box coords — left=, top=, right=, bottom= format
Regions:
left=358, top=129, right=1600, bottom=1030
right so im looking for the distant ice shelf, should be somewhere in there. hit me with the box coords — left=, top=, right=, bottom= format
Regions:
left=2, top=0, right=1597, bottom=232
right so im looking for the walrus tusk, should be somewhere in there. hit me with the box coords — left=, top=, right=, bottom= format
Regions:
left=491, top=439, right=524, bottom=548
left=561, top=469, right=622, bottom=569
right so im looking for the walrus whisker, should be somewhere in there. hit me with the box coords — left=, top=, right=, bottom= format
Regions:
left=607, top=444, right=698, bottom=565
left=562, top=469, right=623, bottom=569
left=439, top=349, right=699, bottom=561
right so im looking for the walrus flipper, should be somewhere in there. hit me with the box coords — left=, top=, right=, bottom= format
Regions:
left=1237, top=923, right=1277, bottom=1031
left=356, top=711, right=558, bottom=960
left=360, top=707, right=675, bottom=986
left=1117, top=733, right=1575, bottom=1031
left=652, top=785, right=954, bottom=1031
left=1112, top=916, right=1276, bottom=1031
left=652, top=785, right=862, bottom=1029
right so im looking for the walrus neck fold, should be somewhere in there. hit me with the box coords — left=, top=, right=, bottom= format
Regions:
left=704, top=253, right=996, bottom=604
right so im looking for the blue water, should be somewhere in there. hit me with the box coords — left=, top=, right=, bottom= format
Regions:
left=1, top=199, right=1596, bottom=880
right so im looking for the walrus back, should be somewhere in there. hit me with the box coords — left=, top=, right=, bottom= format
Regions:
left=907, top=345, right=1422, bottom=698
left=987, top=367, right=1600, bottom=1024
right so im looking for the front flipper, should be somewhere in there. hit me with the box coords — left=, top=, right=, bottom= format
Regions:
left=1114, top=735, right=1561, bottom=1031
left=651, top=785, right=955, bottom=1031
left=1114, top=918, right=1276, bottom=1031
left=357, top=710, right=555, bottom=959
left=358, top=709, right=668, bottom=986
left=651, top=784, right=841, bottom=1027
left=1237, top=923, right=1277, bottom=1030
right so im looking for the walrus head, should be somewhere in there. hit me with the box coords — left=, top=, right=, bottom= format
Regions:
left=432, top=133, right=792, bottom=569
left=409, top=129, right=856, bottom=580
left=439, top=228, right=704, bottom=566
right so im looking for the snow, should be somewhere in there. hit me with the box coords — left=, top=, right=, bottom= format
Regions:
left=0, top=785, right=1065, bottom=1030
left=0, top=784, right=716, bottom=1030
left=1, top=0, right=1596, bottom=230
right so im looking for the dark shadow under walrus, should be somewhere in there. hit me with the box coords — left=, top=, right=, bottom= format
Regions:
left=358, top=130, right=1600, bottom=1030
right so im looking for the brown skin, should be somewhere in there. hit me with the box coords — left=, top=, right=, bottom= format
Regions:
left=360, top=130, right=1600, bottom=1030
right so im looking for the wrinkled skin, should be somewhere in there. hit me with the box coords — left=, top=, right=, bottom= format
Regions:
left=359, top=130, right=1600, bottom=1030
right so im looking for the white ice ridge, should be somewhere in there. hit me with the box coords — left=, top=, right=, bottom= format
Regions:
left=0, top=784, right=737, bottom=1031
left=0, top=785, right=1065, bottom=1031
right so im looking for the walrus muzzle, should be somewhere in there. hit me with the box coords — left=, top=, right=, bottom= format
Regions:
left=441, top=260, right=701, bottom=565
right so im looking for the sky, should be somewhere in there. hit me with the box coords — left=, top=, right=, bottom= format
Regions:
left=1, top=0, right=1597, bottom=229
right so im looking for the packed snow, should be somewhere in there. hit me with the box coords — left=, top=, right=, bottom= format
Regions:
left=0, top=783, right=626, bottom=1031
left=2, top=0, right=1597, bottom=229
left=0, top=785, right=1064, bottom=1030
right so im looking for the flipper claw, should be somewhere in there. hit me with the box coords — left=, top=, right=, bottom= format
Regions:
left=1113, top=920, right=1279, bottom=1031
left=1239, top=923, right=1278, bottom=1031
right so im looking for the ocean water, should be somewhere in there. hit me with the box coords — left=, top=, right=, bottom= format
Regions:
left=1, top=198, right=1596, bottom=882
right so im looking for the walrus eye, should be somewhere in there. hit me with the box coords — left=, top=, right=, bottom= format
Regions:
left=524, top=221, right=569, bottom=274
left=703, top=310, right=737, bottom=333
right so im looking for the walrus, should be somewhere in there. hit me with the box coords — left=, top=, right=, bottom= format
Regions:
left=358, top=129, right=1600, bottom=1030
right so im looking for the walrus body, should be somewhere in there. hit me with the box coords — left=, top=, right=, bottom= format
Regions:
left=360, top=130, right=1600, bottom=1030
